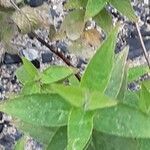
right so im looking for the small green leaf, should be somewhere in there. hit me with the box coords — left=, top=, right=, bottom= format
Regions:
left=81, top=27, right=118, bottom=92
left=14, top=120, right=58, bottom=147
left=67, top=108, right=94, bottom=150
left=47, top=127, right=67, bottom=150
left=0, top=94, right=70, bottom=127
left=105, top=47, right=129, bottom=98
left=85, top=0, right=109, bottom=21
left=15, top=136, right=26, bottom=150
left=128, top=65, right=149, bottom=83
left=139, top=84, right=150, bottom=115
left=41, top=66, right=75, bottom=84
left=110, top=0, right=137, bottom=22
left=94, top=104, right=150, bottom=138
left=15, top=57, right=39, bottom=85
left=94, top=8, right=113, bottom=34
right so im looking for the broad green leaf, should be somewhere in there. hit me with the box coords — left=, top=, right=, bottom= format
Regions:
left=94, top=104, right=150, bottom=138
left=21, top=81, right=41, bottom=95
left=15, top=57, right=39, bottom=85
left=142, top=80, right=150, bottom=92
left=15, top=136, right=26, bottom=150
left=64, top=0, right=87, bottom=10
left=68, top=75, right=80, bottom=86
left=128, top=65, right=149, bottom=83
left=41, top=66, right=76, bottom=84
left=110, top=0, right=137, bottom=22
left=52, top=85, right=117, bottom=110
left=61, top=9, right=85, bottom=41
left=88, top=130, right=150, bottom=150
left=139, top=84, right=150, bottom=115
left=14, top=120, right=58, bottom=147
left=85, top=0, right=109, bottom=21
left=94, top=8, right=113, bottom=34
left=105, top=47, right=129, bottom=98
left=88, top=130, right=138, bottom=150
left=0, top=94, right=70, bottom=127
left=67, top=108, right=94, bottom=150
left=81, top=27, right=118, bottom=92
left=47, top=127, right=67, bottom=150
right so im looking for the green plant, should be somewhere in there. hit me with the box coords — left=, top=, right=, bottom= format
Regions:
left=0, top=0, right=150, bottom=150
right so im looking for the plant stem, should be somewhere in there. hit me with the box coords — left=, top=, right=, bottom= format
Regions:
left=135, top=23, right=150, bottom=69
left=30, top=32, right=81, bottom=81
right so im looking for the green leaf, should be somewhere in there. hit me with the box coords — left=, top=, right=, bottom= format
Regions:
left=0, top=94, right=70, bottom=127
left=60, top=9, right=85, bottom=40
left=67, top=108, right=94, bottom=150
left=110, top=0, right=137, bottom=22
left=64, top=0, right=87, bottom=10
left=81, top=27, right=118, bottom=92
left=15, top=57, right=39, bottom=85
left=117, top=64, right=128, bottom=100
left=139, top=84, right=150, bottom=115
left=128, top=65, right=149, bottom=83
left=47, top=127, right=67, bottom=150
left=21, top=81, right=41, bottom=95
left=85, top=0, right=109, bottom=21
left=52, top=84, right=117, bottom=110
left=88, top=130, right=150, bottom=150
left=14, top=120, right=57, bottom=147
left=41, top=66, right=75, bottom=84
left=15, top=136, right=26, bottom=150
left=94, top=8, right=113, bottom=34
left=105, top=47, right=129, bottom=98
left=94, top=104, right=150, bottom=138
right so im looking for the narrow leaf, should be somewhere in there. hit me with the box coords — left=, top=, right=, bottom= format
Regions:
left=67, top=108, right=94, bottom=150
left=81, top=27, right=118, bottom=92
left=105, top=47, right=129, bottom=98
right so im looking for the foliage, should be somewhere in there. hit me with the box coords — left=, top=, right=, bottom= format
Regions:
left=0, top=0, right=150, bottom=150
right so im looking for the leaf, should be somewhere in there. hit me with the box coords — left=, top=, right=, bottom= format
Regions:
left=12, top=6, right=46, bottom=34
left=64, top=0, right=87, bottom=10
left=15, top=136, right=26, bottom=150
left=128, top=65, right=149, bottom=83
left=40, top=66, right=76, bottom=84
left=21, top=82, right=41, bottom=95
left=94, top=8, right=113, bottom=34
left=52, top=84, right=118, bottom=110
left=0, top=94, right=70, bottom=127
left=15, top=57, right=39, bottom=84
left=105, top=47, right=129, bottom=98
left=47, top=127, right=67, bottom=150
left=67, top=108, right=94, bottom=150
left=80, top=27, right=118, bottom=92
left=14, top=120, right=58, bottom=147
left=60, top=9, right=85, bottom=40
left=85, top=0, right=109, bottom=21
left=88, top=130, right=150, bottom=150
left=117, top=64, right=128, bottom=100
left=139, top=84, right=150, bottom=115
left=110, top=0, right=137, bottom=22
left=68, top=75, right=80, bottom=86
left=94, top=104, right=150, bottom=138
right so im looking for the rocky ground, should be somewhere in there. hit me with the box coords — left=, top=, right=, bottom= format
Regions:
left=0, top=0, right=150, bottom=149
